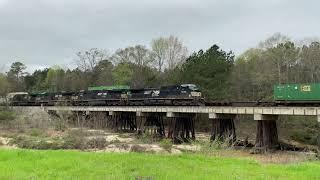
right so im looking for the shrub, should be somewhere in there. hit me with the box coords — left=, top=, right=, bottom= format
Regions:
left=9, top=135, right=38, bottom=149
left=86, top=137, right=107, bottom=149
left=130, top=144, right=147, bottom=153
left=10, top=130, right=111, bottom=150
left=159, top=138, right=173, bottom=151
left=36, top=139, right=64, bottom=150
left=0, top=111, right=15, bottom=121
left=9, top=135, right=64, bottom=150
left=54, top=119, right=68, bottom=132
left=62, top=129, right=87, bottom=149
left=137, top=133, right=159, bottom=144
left=29, top=128, right=44, bottom=137
left=290, top=129, right=318, bottom=145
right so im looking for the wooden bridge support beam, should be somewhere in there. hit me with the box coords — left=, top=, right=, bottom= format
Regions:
left=69, top=111, right=109, bottom=129
left=136, top=112, right=146, bottom=135
left=47, top=110, right=60, bottom=119
left=167, top=112, right=196, bottom=143
left=70, top=111, right=90, bottom=128
left=254, top=114, right=279, bottom=151
left=107, top=111, right=137, bottom=132
left=136, top=112, right=165, bottom=137
left=209, top=113, right=236, bottom=142
left=88, top=112, right=109, bottom=129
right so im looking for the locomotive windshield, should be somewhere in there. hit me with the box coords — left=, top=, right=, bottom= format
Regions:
left=181, top=84, right=199, bottom=91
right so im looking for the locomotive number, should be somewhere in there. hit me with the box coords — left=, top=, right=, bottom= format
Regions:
left=301, top=85, right=311, bottom=92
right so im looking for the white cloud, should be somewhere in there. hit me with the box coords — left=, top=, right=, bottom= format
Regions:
left=0, top=0, right=319, bottom=70
left=0, top=0, right=8, bottom=6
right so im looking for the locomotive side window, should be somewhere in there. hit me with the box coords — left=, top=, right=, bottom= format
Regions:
left=181, top=84, right=199, bottom=91
left=144, top=90, right=152, bottom=95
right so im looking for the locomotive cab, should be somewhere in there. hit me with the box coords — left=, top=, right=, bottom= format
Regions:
left=7, top=92, right=29, bottom=106
left=181, top=84, right=202, bottom=97
left=159, top=84, right=202, bottom=98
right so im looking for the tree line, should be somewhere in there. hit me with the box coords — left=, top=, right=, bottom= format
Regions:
left=1, top=33, right=320, bottom=101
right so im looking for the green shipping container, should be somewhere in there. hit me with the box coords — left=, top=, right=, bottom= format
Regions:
left=88, top=85, right=130, bottom=91
left=274, top=83, right=320, bottom=101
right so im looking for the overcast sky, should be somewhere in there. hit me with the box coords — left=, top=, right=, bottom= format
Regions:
left=0, top=0, right=319, bottom=72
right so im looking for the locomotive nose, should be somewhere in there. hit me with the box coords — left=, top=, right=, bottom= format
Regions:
left=191, top=92, right=201, bottom=97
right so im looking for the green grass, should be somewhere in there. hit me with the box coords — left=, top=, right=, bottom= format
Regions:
left=0, top=149, right=320, bottom=179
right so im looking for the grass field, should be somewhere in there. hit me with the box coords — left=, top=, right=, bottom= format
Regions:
left=0, top=149, right=320, bottom=179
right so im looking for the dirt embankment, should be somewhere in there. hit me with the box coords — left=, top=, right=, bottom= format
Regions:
left=1, top=128, right=317, bottom=164
left=0, top=106, right=318, bottom=164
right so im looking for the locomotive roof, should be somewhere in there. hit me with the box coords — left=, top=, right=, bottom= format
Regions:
left=88, top=85, right=130, bottom=91
left=181, top=84, right=197, bottom=87
left=7, top=92, right=28, bottom=98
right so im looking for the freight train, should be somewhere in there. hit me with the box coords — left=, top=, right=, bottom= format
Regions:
left=7, top=84, right=204, bottom=106
left=7, top=83, right=320, bottom=107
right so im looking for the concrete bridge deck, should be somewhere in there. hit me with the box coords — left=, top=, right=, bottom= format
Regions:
left=36, top=106, right=320, bottom=120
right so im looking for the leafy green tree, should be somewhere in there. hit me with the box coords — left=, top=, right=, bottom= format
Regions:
left=0, top=73, right=9, bottom=97
left=177, top=45, right=234, bottom=100
left=112, top=63, right=133, bottom=85
left=63, top=69, right=88, bottom=91
left=45, top=67, right=66, bottom=92
left=230, top=37, right=300, bottom=101
left=7, top=62, right=27, bottom=91
left=8, top=62, right=27, bottom=78
left=93, top=60, right=114, bottom=86
left=111, top=45, right=158, bottom=88
left=24, top=69, right=49, bottom=91
left=230, top=48, right=261, bottom=100
left=130, top=64, right=158, bottom=88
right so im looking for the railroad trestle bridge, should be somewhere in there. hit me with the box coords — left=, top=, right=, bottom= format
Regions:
left=13, top=106, right=320, bottom=149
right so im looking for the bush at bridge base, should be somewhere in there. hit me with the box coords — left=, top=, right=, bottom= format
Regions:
left=0, top=110, right=15, bottom=121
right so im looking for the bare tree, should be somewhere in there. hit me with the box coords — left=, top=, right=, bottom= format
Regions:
left=300, top=42, right=320, bottom=83
left=76, top=48, right=109, bottom=72
left=129, top=45, right=152, bottom=67
left=295, top=37, right=320, bottom=47
left=111, top=48, right=132, bottom=64
left=111, top=45, right=154, bottom=88
left=112, top=45, right=153, bottom=67
left=258, top=32, right=290, bottom=49
left=167, top=36, right=188, bottom=70
left=151, top=36, right=188, bottom=72
left=151, top=37, right=168, bottom=72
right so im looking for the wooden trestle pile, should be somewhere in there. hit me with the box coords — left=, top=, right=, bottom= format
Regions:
left=49, top=110, right=278, bottom=150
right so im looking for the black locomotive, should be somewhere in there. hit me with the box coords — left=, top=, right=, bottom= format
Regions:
left=7, top=84, right=204, bottom=106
